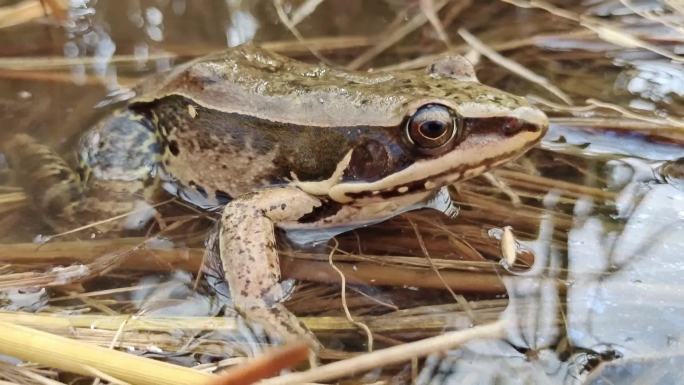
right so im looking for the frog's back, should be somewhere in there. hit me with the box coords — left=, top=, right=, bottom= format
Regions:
left=132, top=45, right=528, bottom=127
left=133, top=45, right=405, bottom=128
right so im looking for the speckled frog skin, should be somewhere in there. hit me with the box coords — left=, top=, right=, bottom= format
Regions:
left=6, top=44, right=548, bottom=350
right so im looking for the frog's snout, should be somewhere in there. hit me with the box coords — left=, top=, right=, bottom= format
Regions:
left=509, top=106, right=549, bottom=139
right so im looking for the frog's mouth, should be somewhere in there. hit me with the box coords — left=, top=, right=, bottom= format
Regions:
left=326, top=105, right=548, bottom=203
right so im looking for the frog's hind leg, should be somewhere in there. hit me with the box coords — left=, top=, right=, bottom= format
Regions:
left=5, top=112, right=160, bottom=234
left=219, top=186, right=323, bottom=350
left=5, top=134, right=84, bottom=230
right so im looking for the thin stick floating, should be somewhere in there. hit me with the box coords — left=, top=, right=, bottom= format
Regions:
left=260, top=320, right=506, bottom=385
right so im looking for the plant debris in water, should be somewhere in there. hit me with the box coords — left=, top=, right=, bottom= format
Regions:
left=0, top=1, right=682, bottom=384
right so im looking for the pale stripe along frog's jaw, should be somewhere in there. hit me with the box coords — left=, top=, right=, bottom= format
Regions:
left=328, top=105, right=548, bottom=204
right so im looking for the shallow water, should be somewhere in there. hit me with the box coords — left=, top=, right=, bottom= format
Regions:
left=0, top=1, right=683, bottom=384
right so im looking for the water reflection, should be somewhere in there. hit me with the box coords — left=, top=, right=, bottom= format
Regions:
left=225, top=5, right=259, bottom=47
left=64, top=0, right=119, bottom=90
left=419, top=154, right=684, bottom=384
left=617, top=60, right=684, bottom=105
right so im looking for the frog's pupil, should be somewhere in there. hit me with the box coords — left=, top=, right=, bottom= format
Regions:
left=420, top=121, right=446, bottom=139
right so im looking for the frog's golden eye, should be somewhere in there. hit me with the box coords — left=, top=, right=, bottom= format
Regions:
left=406, top=104, right=459, bottom=153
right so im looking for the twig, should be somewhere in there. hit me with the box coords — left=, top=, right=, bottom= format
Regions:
left=420, top=0, right=451, bottom=47
left=0, top=310, right=479, bottom=335
left=501, top=0, right=684, bottom=62
left=272, top=0, right=331, bottom=64
left=259, top=320, right=506, bottom=385
left=82, top=365, right=130, bottom=385
left=0, top=0, right=60, bottom=28
left=40, top=198, right=175, bottom=244
left=288, top=0, right=325, bottom=26
left=586, top=98, right=684, bottom=128
left=284, top=258, right=506, bottom=294
left=458, top=28, right=572, bottom=104
left=39, top=0, right=66, bottom=22
left=327, top=239, right=374, bottom=352
left=346, top=0, right=450, bottom=69
left=620, top=0, right=684, bottom=35
left=206, top=343, right=309, bottom=385
left=407, top=217, right=476, bottom=322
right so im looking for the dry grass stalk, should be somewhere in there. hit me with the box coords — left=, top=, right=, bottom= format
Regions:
left=283, top=257, right=506, bottom=294
left=530, top=96, right=684, bottom=134
left=406, top=217, right=477, bottom=321
left=0, top=321, right=214, bottom=385
left=0, top=36, right=374, bottom=72
left=620, top=0, right=684, bottom=35
left=377, top=29, right=595, bottom=72
left=0, top=69, right=138, bottom=87
left=272, top=0, right=331, bottom=64
left=492, top=169, right=617, bottom=200
left=0, top=253, right=122, bottom=289
left=499, top=0, right=580, bottom=21
left=419, top=0, right=452, bottom=47
left=549, top=118, right=684, bottom=141
left=327, top=239, right=374, bottom=351
left=0, top=293, right=497, bottom=332
left=0, top=236, right=508, bottom=292
left=0, top=361, right=64, bottom=385
left=502, top=0, right=684, bottom=62
left=346, top=0, right=451, bottom=70
left=0, top=0, right=64, bottom=28
left=0, top=192, right=27, bottom=215
left=586, top=98, right=684, bottom=129
left=0, top=192, right=27, bottom=205
left=284, top=0, right=324, bottom=27
left=581, top=19, right=684, bottom=62
left=39, top=0, right=66, bottom=22
left=259, top=320, right=506, bottom=385
left=0, top=54, right=177, bottom=71
left=458, top=28, right=572, bottom=104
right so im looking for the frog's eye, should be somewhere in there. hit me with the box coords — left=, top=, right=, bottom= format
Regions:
left=406, top=104, right=459, bottom=153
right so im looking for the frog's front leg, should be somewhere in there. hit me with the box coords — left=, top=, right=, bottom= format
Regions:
left=219, top=186, right=322, bottom=349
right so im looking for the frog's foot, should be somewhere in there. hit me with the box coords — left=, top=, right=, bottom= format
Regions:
left=4, top=134, right=155, bottom=234
left=4, top=134, right=83, bottom=217
left=219, top=186, right=322, bottom=350
left=237, top=299, right=320, bottom=350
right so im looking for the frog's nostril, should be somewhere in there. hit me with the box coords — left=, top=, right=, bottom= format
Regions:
left=503, top=118, right=546, bottom=135
left=502, top=118, right=523, bottom=136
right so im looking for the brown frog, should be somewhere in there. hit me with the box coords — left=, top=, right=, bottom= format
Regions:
left=6, top=45, right=548, bottom=349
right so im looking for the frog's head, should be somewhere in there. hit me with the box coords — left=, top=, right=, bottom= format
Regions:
left=314, top=56, right=548, bottom=205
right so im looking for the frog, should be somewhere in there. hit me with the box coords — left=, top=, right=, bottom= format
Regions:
left=5, top=44, right=548, bottom=350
